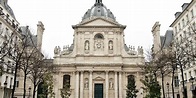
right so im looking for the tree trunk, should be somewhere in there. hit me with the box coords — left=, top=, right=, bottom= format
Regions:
left=11, top=62, right=19, bottom=98
left=161, top=70, right=166, bottom=98
left=33, top=82, right=37, bottom=98
left=23, top=71, right=27, bottom=98
left=180, top=63, right=187, bottom=98
left=171, top=68, right=175, bottom=98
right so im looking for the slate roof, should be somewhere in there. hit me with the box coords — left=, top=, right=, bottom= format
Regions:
left=20, top=26, right=37, bottom=47
left=160, top=30, right=173, bottom=49
left=0, top=0, right=15, bottom=19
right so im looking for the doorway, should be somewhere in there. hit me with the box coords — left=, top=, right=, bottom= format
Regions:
left=94, top=83, right=103, bottom=98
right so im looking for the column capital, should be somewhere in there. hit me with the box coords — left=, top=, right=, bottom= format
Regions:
left=75, top=71, right=79, bottom=74
left=105, top=70, right=109, bottom=73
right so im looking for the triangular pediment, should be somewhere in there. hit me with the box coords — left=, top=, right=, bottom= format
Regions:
left=93, top=76, right=105, bottom=81
left=80, top=18, right=120, bottom=27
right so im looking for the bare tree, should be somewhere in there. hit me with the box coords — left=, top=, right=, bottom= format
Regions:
left=140, top=49, right=161, bottom=98
left=29, top=58, right=55, bottom=98
left=5, top=26, right=38, bottom=98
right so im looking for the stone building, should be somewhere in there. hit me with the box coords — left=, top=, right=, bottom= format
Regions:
left=0, top=0, right=45, bottom=98
left=0, top=0, right=20, bottom=97
left=52, top=0, right=145, bottom=98
left=152, top=0, right=196, bottom=98
left=151, top=22, right=180, bottom=98
left=170, top=0, right=196, bottom=98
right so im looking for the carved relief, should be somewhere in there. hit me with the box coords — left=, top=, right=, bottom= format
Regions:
left=94, top=33, right=104, bottom=51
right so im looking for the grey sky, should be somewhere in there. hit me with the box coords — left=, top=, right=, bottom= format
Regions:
left=9, top=0, right=191, bottom=57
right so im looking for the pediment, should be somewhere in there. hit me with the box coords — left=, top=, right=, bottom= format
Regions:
left=80, top=18, right=120, bottom=27
left=93, top=76, right=105, bottom=81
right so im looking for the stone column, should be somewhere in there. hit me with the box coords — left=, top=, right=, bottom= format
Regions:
left=75, top=71, right=79, bottom=98
left=119, top=72, right=122, bottom=98
left=105, top=71, right=109, bottom=98
left=89, top=71, right=93, bottom=98
left=80, top=71, right=84, bottom=98
left=115, top=71, right=118, bottom=98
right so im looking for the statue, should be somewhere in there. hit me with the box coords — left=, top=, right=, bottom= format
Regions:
left=85, top=79, right=89, bottom=89
left=61, top=45, right=69, bottom=55
left=138, top=46, right=143, bottom=55
left=58, top=46, right=61, bottom=53
left=109, top=41, right=113, bottom=50
left=54, top=46, right=63, bottom=55
left=109, top=81, right=113, bottom=89
left=85, top=41, right=89, bottom=50
left=54, top=46, right=59, bottom=54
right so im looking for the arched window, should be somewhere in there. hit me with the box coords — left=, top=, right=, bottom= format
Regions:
left=127, top=75, right=135, bottom=84
left=63, top=75, right=70, bottom=88
left=94, top=33, right=104, bottom=39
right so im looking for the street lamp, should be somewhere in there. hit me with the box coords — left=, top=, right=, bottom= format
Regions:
left=167, top=82, right=170, bottom=98
left=28, top=86, right=31, bottom=98
left=189, top=76, right=195, bottom=98
left=3, top=82, right=7, bottom=98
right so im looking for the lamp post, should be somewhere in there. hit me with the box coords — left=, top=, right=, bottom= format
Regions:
left=28, top=86, right=31, bottom=98
left=3, top=82, right=7, bottom=98
left=167, top=82, right=169, bottom=98
left=189, top=76, right=195, bottom=98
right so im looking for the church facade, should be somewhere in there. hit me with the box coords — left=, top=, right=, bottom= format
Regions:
left=53, top=0, right=145, bottom=98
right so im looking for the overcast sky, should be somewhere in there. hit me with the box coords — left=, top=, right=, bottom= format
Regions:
left=8, top=0, right=191, bottom=58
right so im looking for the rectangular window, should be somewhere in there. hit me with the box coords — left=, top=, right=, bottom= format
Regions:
left=189, top=71, right=192, bottom=78
left=10, top=78, right=13, bottom=88
left=183, top=31, right=187, bottom=38
left=175, top=26, right=178, bottom=33
left=188, top=27, right=191, bottom=33
left=5, top=28, right=8, bottom=33
left=0, top=22, right=2, bottom=29
left=192, top=22, right=196, bottom=31
left=186, top=14, right=189, bottom=23
left=182, top=19, right=185, bottom=27
left=191, top=9, right=194, bottom=18
left=185, top=73, right=187, bottom=80
left=15, top=81, right=19, bottom=87
left=194, top=70, right=196, bottom=76
left=174, top=76, right=179, bottom=87
left=178, top=23, right=181, bottom=30
left=5, top=76, right=8, bottom=83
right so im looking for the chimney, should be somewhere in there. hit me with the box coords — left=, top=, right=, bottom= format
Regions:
left=37, top=21, right=45, bottom=51
left=182, top=3, right=189, bottom=11
left=4, top=0, right=8, bottom=4
left=151, top=22, right=161, bottom=53
left=175, top=12, right=181, bottom=18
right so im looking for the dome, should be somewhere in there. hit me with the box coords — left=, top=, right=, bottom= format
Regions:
left=82, top=0, right=116, bottom=21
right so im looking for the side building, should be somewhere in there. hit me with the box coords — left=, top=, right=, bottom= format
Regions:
left=0, top=0, right=45, bottom=98
left=170, top=0, right=196, bottom=98
left=151, top=22, right=180, bottom=98
left=0, top=0, right=20, bottom=97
